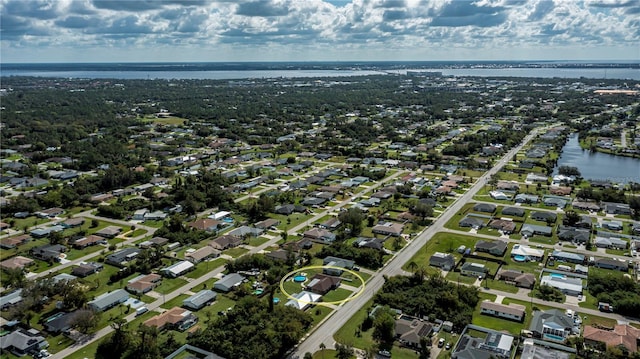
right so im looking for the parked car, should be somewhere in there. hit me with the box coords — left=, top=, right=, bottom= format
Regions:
left=378, top=349, right=391, bottom=357
left=438, top=338, right=445, bottom=348
left=445, top=342, right=451, bottom=350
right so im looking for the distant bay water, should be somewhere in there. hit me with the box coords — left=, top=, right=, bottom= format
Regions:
left=1, top=63, right=638, bottom=80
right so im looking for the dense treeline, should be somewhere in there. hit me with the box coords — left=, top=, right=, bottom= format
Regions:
left=316, top=242, right=385, bottom=269
left=374, top=274, right=479, bottom=331
left=188, top=296, right=312, bottom=359
left=588, top=270, right=640, bottom=317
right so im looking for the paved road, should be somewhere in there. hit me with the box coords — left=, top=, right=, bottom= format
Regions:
left=291, top=129, right=542, bottom=357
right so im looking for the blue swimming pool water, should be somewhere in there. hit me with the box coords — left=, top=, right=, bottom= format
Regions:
left=293, top=275, right=306, bottom=282
left=550, top=273, right=566, bottom=279
left=544, top=333, right=565, bottom=341
left=513, top=255, right=527, bottom=262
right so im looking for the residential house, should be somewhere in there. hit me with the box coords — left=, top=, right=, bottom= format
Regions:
left=543, top=196, right=568, bottom=208
left=71, top=262, right=103, bottom=277
left=126, top=273, right=162, bottom=294
left=0, top=234, right=30, bottom=249
left=488, top=219, right=516, bottom=234
left=594, top=258, right=628, bottom=271
left=106, top=248, right=141, bottom=267
left=354, top=237, right=385, bottom=251
left=318, top=217, right=342, bottom=230
left=213, top=273, right=245, bottom=292
left=480, top=301, right=526, bottom=322
left=460, top=262, right=488, bottom=278
left=95, top=226, right=122, bottom=238
left=459, top=216, right=486, bottom=229
left=227, top=226, right=263, bottom=238
left=583, top=324, right=640, bottom=353
left=529, top=309, right=576, bottom=342
left=475, top=240, right=507, bottom=256
left=603, top=202, right=632, bottom=216
left=489, top=191, right=511, bottom=201
left=254, top=218, right=280, bottom=230
left=371, top=222, right=404, bottom=237
left=572, top=200, right=600, bottom=212
left=72, top=235, right=106, bottom=249
left=550, top=250, right=585, bottom=264
left=452, top=327, right=514, bottom=359
left=515, top=193, right=539, bottom=204
left=525, top=173, right=548, bottom=182
left=161, top=261, right=195, bottom=278
left=530, top=211, right=557, bottom=223
left=602, top=220, right=624, bottom=231
left=502, top=206, right=525, bottom=217
left=540, top=275, right=583, bottom=296
left=322, top=256, right=355, bottom=276
left=36, top=207, right=64, bottom=218
left=0, top=328, right=48, bottom=357
left=30, top=244, right=66, bottom=262
left=44, top=311, right=81, bottom=334
left=305, top=274, right=341, bottom=295
left=61, top=217, right=84, bottom=228
left=274, top=204, right=307, bottom=215
left=88, top=289, right=129, bottom=312
left=0, top=289, right=23, bottom=310
left=144, top=307, right=198, bottom=332
left=496, top=269, right=536, bottom=289
left=520, top=224, right=552, bottom=237
left=497, top=181, right=520, bottom=191
left=473, top=203, right=497, bottom=213
left=185, top=246, right=220, bottom=264
left=510, top=244, right=544, bottom=262
left=557, top=226, right=590, bottom=244
left=183, top=290, right=217, bottom=311
left=303, top=228, right=336, bottom=243
left=594, top=236, right=627, bottom=250
left=209, top=235, right=242, bottom=250
left=549, top=186, right=572, bottom=196
left=285, top=291, right=321, bottom=311
left=394, top=316, right=433, bottom=349
left=188, top=218, right=223, bottom=232
left=429, top=252, right=456, bottom=271
left=0, top=256, right=35, bottom=271
left=266, top=248, right=298, bottom=263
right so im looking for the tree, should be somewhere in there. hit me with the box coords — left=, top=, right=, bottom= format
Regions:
left=339, top=208, right=365, bottom=236
left=1, top=267, right=25, bottom=288
left=335, top=343, right=354, bottom=359
left=71, top=309, right=100, bottom=334
left=558, top=165, right=581, bottom=177
left=96, top=319, right=132, bottom=359
left=372, top=307, right=395, bottom=346
left=303, top=353, right=313, bottom=359
left=563, top=210, right=581, bottom=226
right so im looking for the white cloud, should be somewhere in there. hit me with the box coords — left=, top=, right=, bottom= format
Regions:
left=0, top=0, right=637, bottom=61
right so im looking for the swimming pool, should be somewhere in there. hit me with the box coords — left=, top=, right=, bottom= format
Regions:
left=550, top=273, right=566, bottom=279
left=544, top=333, right=565, bottom=341
left=513, top=255, right=527, bottom=262
left=293, top=275, right=306, bottom=282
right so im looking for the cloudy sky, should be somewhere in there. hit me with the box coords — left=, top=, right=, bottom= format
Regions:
left=1, top=0, right=639, bottom=63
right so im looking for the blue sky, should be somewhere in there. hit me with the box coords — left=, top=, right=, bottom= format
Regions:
left=1, top=0, right=639, bottom=63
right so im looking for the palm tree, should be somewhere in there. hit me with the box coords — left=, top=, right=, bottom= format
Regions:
left=319, top=342, right=326, bottom=359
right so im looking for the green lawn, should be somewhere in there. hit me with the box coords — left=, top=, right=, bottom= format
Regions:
left=223, top=247, right=249, bottom=258
left=308, top=305, right=334, bottom=326
left=184, top=258, right=227, bottom=279
left=472, top=294, right=524, bottom=335
left=334, top=299, right=375, bottom=349
left=322, top=288, right=355, bottom=303
left=401, top=232, right=480, bottom=271
left=160, top=294, right=189, bottom=310
left=154, top=278, right=188, bottom=295
left=247, top=236, right=270, bottom=247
